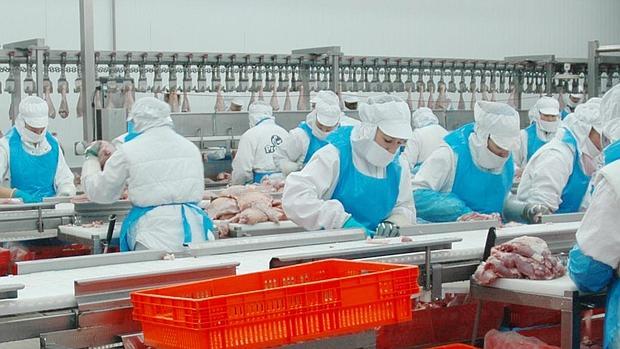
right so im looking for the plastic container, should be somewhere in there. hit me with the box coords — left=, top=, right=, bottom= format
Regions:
left=132, top=259, right=419, bottom=349
left=0, top=248, right=10, bottom=276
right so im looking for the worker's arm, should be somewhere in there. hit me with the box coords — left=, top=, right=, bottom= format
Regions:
left=513, top=130, right=527, bottom=172
left=230, top=134, right=254, bottom=185
left=54, top=144, right=77, bottom=197
left=385, top=156, right=416, bottom=226
left=273, top=129, right=308, bottom=174
left=0, top=140, right=10, bottom=194
left=516, top=146, right=572, bottom=212
left=411, top=146, right=455, bottom=192
left=569, top=176, right=620, bottom=292
left=282, top=145, right=349, bottom=231
left=403, top=137, right=421, bottom=170
left=81, top=148, right=129, bottom=204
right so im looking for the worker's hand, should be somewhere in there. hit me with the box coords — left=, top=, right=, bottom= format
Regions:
left=525, top=204, right=551, bottom=224
left=84, top=141, right=101, bottom=159
left=98, top=141, right=116, bottom=167
left=342, top=216, right=373, bottom=238
left=375, top=221, right=400, bottom=237
left=12, top=189, right=39, bottom=204
left=280, top=161, right=301, bottom=176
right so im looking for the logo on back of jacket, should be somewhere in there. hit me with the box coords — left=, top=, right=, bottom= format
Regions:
left=264, top=135, right=283, bottom=154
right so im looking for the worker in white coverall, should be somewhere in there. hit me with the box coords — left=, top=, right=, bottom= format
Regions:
left=274, top=100, right=342, bottom=176
left=514, top=96, right=561, bottom=170
left=231, top=101, right=289, bottom=184
left=314, top=89, right=361, bottom=126
left=561, top=93, right=583, bottom=119
left=412, top=101, right=520, bottom=223
left=568, top=83, right=620, bottom=349
left=282, top=95, right=415, bottom=237
left=403, top=107, right=448, bottom=173
left=517, top=98, right=604, bottom=214
left=0, top=96, right=75, bottom=203
left=81, top=97, right=214, bottom=252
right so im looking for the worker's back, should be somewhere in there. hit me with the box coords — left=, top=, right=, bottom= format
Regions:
left=122, top=126, right=203, bottom=207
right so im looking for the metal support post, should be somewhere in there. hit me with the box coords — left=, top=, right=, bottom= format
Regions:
left=587, top=40, right=600, bottom=98
left=80, top=0, right=96, bottom=142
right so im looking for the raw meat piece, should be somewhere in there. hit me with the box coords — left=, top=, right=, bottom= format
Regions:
left=71, top=194, right=90, bottom=203
left=44, top=82, right=56, bottom=118
left=0, top=198, right=24, bottom=205
left=283, top=88, right=292, bottom=111
left=270, top=86, right=280, bottom=111
left=233, top=190, right=272, bottom=211
left=417, top=91, right=425, bottom=109
left=406, top=87, right=414, bottom=111
left=507, top=86, right=518, bottom=108
left=473, top=236, right=565, bottom=285
left=435, top=83, right=449, bottom=111
left=297, top=85, right=307, bottom=111
left=258, top=85, right=265, bottom=101
left=98, top=141, right=116, bottom=168
left=58, top=88, right=69, bottom=118
left=458, top=91, right=466, bottom=110
left=427, top=92, right=435, bottom=110
left=168, top=89, right=180, bottom=113
left=216, top=172, right=231, bottom=181
left=76, top=89, right=84, bottom=118
left=215, top=221, right=230, bottom=238
left=123, top=84, right=135, bottom=116
left=458, top=212, right=501, bottom=222
left=218, top=185, right=249, bottom=197
left=181, top=89, right=191, bottom=112
left=214, top=85, right=225, bottom=112
left=231, top=207, right=270, bottom=225
left=484, top=329, right=559, bottom=349
left=206, top=197, right=240, bottom=220
left=202, top=190, right=219, bottom=201
left=558, top=89, right=566, bottom=111
left=470, top=92, right=477, bottom=110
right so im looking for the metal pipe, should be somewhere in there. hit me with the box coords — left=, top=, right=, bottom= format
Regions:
left=587, top=40, right=600, bottom=98
left=80, top=0, right=96, bottom=142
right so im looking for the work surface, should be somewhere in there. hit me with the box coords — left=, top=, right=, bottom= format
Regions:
left=0, top=221, right=581, bottom=317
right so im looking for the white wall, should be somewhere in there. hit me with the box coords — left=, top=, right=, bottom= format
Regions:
left=0, top=0, right=618, bottom=167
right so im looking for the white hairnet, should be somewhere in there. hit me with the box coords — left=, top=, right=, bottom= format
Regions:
left=311, top=90, right=340, bottom=107
left=359, top=96, right=413, bottom=139
left=537, top=96, right=560, bottom=116
left=601, top=84, right=620, bottom=142
left=248, top=100, right=273, bottom=127
left=573, top=102, right=603, bottom=134
left=473, top=101, right=520, bottom=150
left=314, top=101, right=341, bottom=127
left=128, top=97, right=173, bottom=132
left=412, top=107, right=439, bottom=128
left=17, top=96, right=48, bottom=128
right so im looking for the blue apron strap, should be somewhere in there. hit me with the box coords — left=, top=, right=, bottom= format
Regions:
left=119, top=206, right=156, bottom=252
left=182, top=203, right=215, bottom=241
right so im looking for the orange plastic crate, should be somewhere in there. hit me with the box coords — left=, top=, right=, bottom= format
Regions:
left=431, top=345, right=478, bottom=348
left=131, top=259, right=419, bottom=349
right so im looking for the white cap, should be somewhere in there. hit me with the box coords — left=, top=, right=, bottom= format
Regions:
left=569, top=93, right=584, bottom=101
left=344, top=94, right=360, bottom=104
left=248, top=101, right=273, bottom=127
left=128, top=97, right=173, bottom=132
left=360, top=96, right=413, bottom=139
left=473, top=101, right=520, bottom=150
left=315, top=101, right=341, bottom=127
left=18, top=96, right=48, bottom=128
left=311, top=90, right=340, bottom=107
left=537, top=96, right=560, bottom=116
left=601, top=84, right=620, bottom=142
left=231, top=97, right=243, bottom=107
left=574, top=102, right=603, bottom=133
left=412, top=107, right=439, bottom=128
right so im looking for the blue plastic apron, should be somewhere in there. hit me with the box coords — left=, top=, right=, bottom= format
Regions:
left=328, top=126, right=401, bottom=231
left=525, top=123, right=548, bottom=161
left=299, top=122, right=328, bottom=164
left=604, top=141, right=620, bottom=165
left=124, top=121, right=142, bottom=142
left=8, top=128, right=58, bottom=202
left=119, top=202, right=214, bottom=252
left=560, top=108, right=571, bottom=120
left=557, top=129, right=591, bottom=213
left=444, top=123, right=514, bottom=214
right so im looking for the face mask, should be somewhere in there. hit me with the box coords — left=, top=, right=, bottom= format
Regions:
left=366, top=140, right=396, bottom=168
left=476, top=145, right=508, bottom=171
left=21, top=127, right=46, bottom=144
left=537, top=119, right=559, bottom=133
left=582, top=136, right=602, bottom=158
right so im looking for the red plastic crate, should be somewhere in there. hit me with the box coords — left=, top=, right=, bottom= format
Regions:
left=432, top=345, right=478, bottom=348
left=508, top=304, right=561, bottom=328
left=0, top=248, right=9, bottom=276
left=131, top=259, right=419, bottom=349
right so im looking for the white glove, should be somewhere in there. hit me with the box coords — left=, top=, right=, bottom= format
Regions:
left=281, top=161, right=302, bottom=176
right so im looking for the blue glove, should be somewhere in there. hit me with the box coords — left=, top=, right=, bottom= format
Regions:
left=343, top=216, right=373, bottom=237
left=376, top=221, right=400, bottom=237
left=13, top=189, right=39, bottom=204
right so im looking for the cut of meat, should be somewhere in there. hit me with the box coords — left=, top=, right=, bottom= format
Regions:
left=206, top=197, right=240, bottom=220
left=233, top=190, right=272, bottom=211
left=484, top=329, right=559, bottom=349
left=474, top=236, right=565, bottom=285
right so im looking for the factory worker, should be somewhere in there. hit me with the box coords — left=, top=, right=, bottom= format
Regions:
left=516, top=100, right=604, bottom=214
left=514, top=96, right=561, bottom=169
left=81, top=97, right=214, bottom=252
left=274, top=101, right=341, bottom=176
left=316, top=90, right=361, bottom=126
left=412, top=101, right=520, bottom=222
left=602, top=85, right=620, bottom=165
left=561, top=93, right=583, bottom=119
left=0, top=96, right=75, bottom=203
left=227, top=97, right=243, bottom=112
left=403, top=107, right=448, bottom=172
left=282, top=95, right=415, bottom=237
left=344, top=94, right=360, bottom=111
left=568, top=84, right=620, bottom=349
left=231, top=101, right=288, bottom=184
